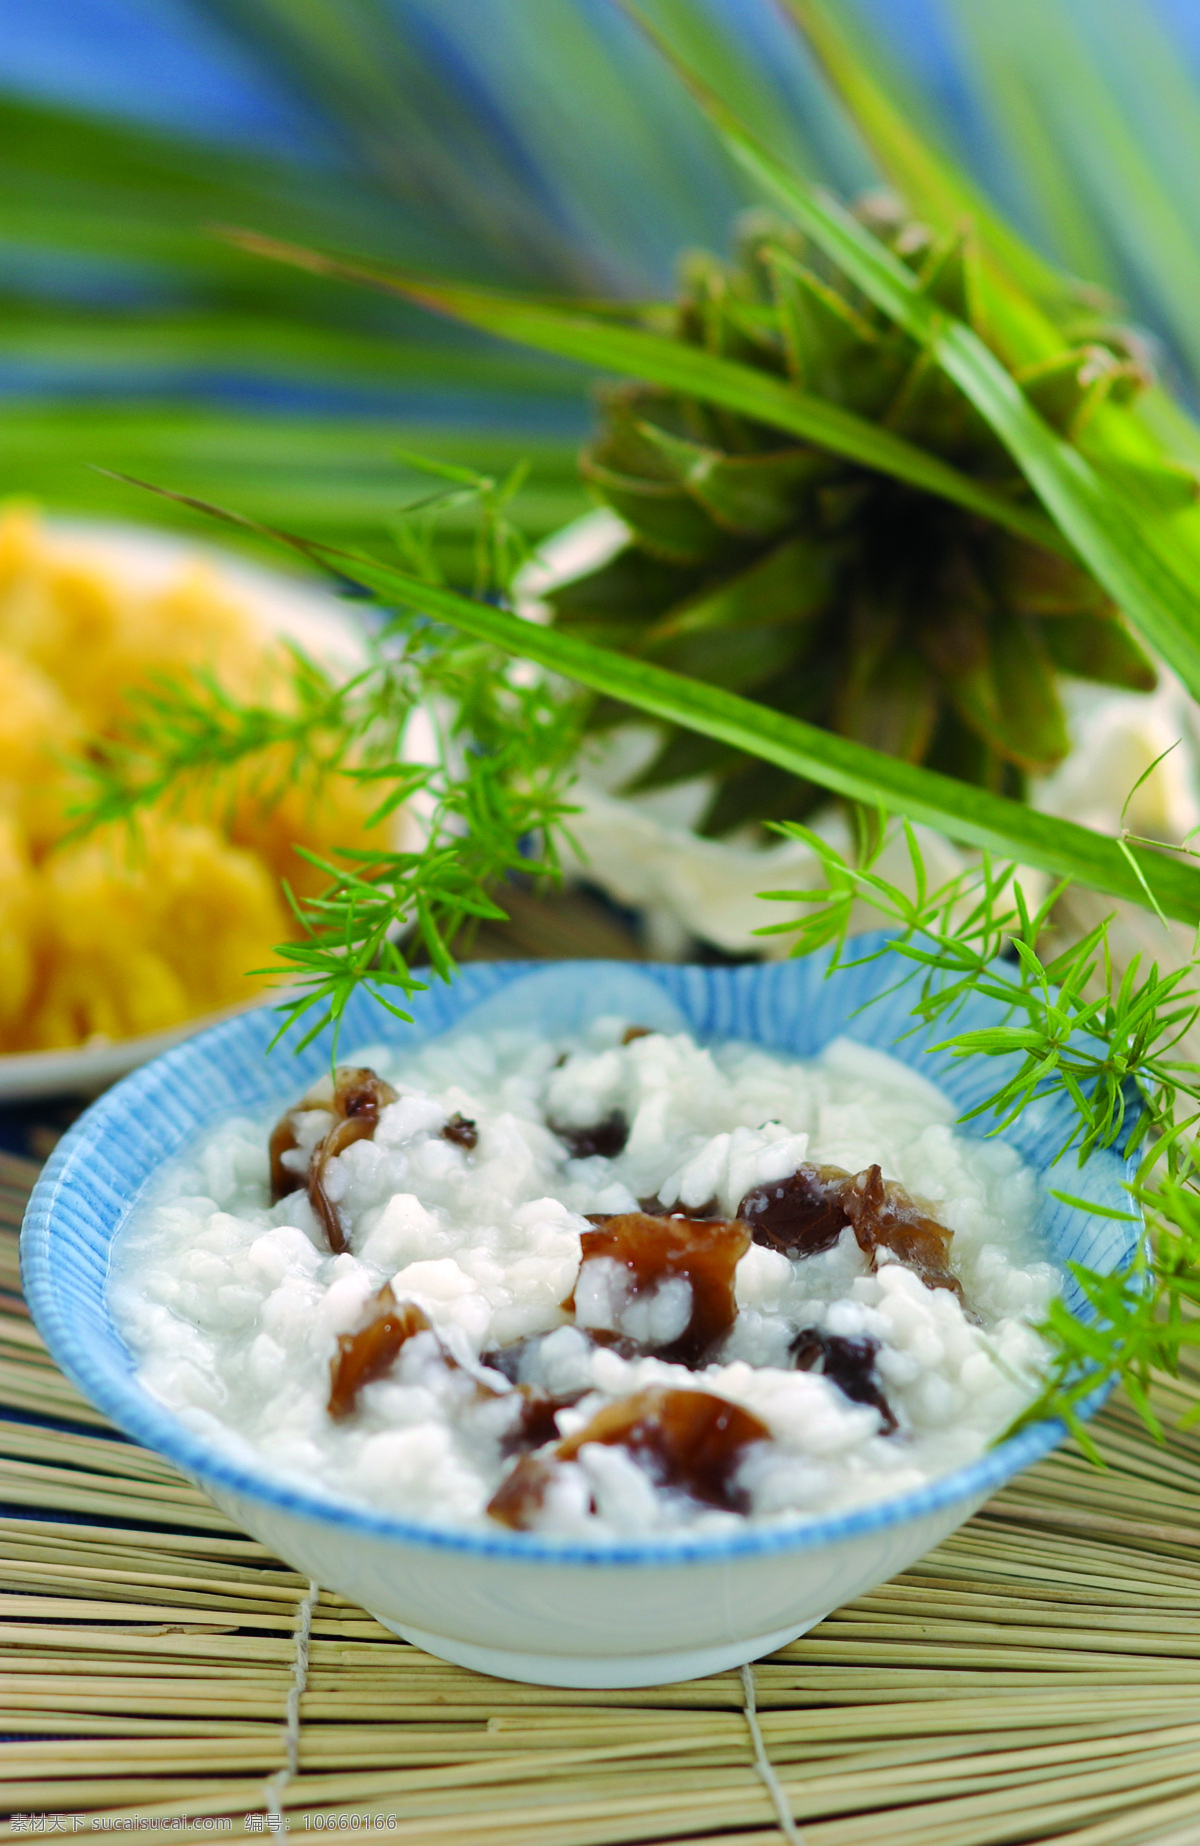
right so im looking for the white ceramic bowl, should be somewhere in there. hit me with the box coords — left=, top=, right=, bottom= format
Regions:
left=21, top=954, right=1138, bottom=1687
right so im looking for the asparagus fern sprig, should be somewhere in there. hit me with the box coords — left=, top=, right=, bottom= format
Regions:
left=759, top=817, right=1200, bottom=1166
left=73, top=463, right=585, bottom=1052
left=757, top=818, right=1200, bottom=1450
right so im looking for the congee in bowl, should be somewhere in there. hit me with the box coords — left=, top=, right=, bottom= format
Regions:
left=111, top=1007, right=1057, bottom=1539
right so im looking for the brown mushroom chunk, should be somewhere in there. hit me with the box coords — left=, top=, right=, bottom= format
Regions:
left=551, top=1110, right=629, bottom=1160
left=736, top=1164, right=855, bottom=1258
left=500, top=1386, right=586, bottom=1458
left=268, top=1066, right=398, bottom=1254
left=621, top=1025, right=653, bottom=1045
left=841, top=1165, right=962, bottom=1300
left=790, top=1327, right=897, bottom=1434
left=739, top=1162, right=961, bottom=1300
left=488, top=1386, right=768, bottom=1528
left=441, top=1112, right=478, bottom=1151
left=487, top=1455, right=559, bottom=1529
left=268, top=1112, right=308, bottom=1202
left=567, top=1211, right=751, bottom=1365
left=328, top=1286, right=435, bottom=1420
left=307, top=1120, right=379, bottom=1253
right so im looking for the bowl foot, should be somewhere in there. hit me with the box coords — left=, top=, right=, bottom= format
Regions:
left=368, top=1614, right=824, bottom=1687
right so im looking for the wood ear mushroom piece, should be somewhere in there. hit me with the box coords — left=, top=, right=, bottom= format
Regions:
left=269, top=1066, right=399, bottom=1254
left=488, top=1385, right=769, bottom=1529
left=500, top=1387, right=587, bottom=1457
left=566, top=1210, right=751, bottom=1365
left=550, top=1110, right=630, bottom=1160
left=790, top=1327, right=898, bottom=1434
left=328, top=1285, right=436, bottom=1419
left=738, top=1161, right=962, bottom=1301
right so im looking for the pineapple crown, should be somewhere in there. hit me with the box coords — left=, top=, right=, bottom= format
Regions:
left=550, top=203, right=1158, bottom=835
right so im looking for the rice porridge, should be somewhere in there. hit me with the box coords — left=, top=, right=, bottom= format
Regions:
left=110, top=1018, right=1058, bottom=1538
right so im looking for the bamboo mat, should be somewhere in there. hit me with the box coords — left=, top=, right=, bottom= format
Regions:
left=5, top=1156, right=1200, bottom=1844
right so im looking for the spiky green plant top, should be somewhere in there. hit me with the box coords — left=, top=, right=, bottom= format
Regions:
left=547, top=202, right=1158, bottom=837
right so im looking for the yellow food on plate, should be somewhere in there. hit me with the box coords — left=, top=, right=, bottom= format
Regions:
left=0, top=647, right=87, bottom=854
left=224, top=745, right=389, bottom=903
left=0, top=508, right=265, bottom=730
left=0, top=819, right=38, bottom=1032
left=21, top=815, right=291, bottom=1050
left=0, top=502, right=378, bottom=1055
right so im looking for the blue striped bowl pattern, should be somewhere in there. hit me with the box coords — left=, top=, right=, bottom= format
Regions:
left=20, top=943, right=1140, bottom=1566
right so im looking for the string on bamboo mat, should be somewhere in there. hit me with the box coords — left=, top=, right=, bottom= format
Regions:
left=11, top=1155, right=1200, bottom=1841
left=261, top=1576, right=319, bottom=1822
left=740, top=1662, right=804, bottom=1845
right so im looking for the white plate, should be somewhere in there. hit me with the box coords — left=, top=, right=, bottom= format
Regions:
left=1, top=522, right=370, bottom=1102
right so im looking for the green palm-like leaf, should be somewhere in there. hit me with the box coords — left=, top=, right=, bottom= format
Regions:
left=759, top=2, right=1200, bottom=712
left=943, top=0, right=1200, bottom=390
left=224, top=229, right=1067, bottom=557
left=0, top=86, right=598, bottom=542
left=3, top=403, right=581, bottom=577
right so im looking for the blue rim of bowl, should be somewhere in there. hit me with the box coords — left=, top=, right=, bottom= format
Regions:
left=21, top=949, right=1138, bottom=1569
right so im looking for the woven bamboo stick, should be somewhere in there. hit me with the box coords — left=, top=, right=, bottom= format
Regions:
left=0, top=1513, right=273, bottom=1558
left=0, top=1418, right=202, bottom=1482
left=10, top=1715, right=1200, bottom=1787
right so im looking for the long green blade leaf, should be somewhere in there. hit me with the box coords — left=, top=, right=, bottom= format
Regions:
left=779, top=0, right=1078, bottom=316
left=225, top=229, right=1068, bottom=558
left=947, top=0, right=1200, bottom=389
left=121, top=475, right=1200, bottom=926
left=334, top=553, right=1200, bottom=925
left=665, top=67, right=1200, bottom=703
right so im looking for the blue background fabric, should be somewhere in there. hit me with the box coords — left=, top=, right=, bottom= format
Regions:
left=5, top=0, right=1200, bottom=302
left=5, top=0, right=1198, bottom=161
left=4, top=0, right=1200, bottom=404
